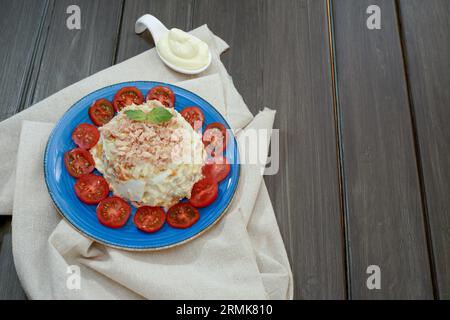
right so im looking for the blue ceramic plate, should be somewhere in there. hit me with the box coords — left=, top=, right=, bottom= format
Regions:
left=44, top=81, right=239, bottom=250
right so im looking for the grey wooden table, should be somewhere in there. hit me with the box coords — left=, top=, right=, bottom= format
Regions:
left=0, top=0, right=448, bottom=300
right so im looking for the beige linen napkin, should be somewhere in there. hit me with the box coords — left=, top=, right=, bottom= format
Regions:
left=3, top=25, right=293, bottom=299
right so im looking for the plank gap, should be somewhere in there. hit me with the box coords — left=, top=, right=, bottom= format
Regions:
left=394, top=0, right=439, bottom=299
left=112, top=0, right=126, bottom=65
left=327, top=0, right=351, bottom=300
left=18, top=0, right=56, bottom=112
left=332, top=0, right=434, bottom=298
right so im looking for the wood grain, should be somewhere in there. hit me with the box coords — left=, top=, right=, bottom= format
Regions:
left=398, top=0, right=450, bottom=299
left=332, top=0, right=433, bottom=298
left=0, top=228, right=27, bottom=299
left=0, top=0, right=49, bottom=120
left=193, top=0, right=347, bottom=299
left=0, top=0, right=50, bottom=300
left=115, top=0, right=194, bottom=63
left=193, top=0, right=265, bottom=114
left=1, top=0, right=447, bottom=300
left=0, top=0, right=124, bottom=299
left=23, top=0, right=124, bottom=107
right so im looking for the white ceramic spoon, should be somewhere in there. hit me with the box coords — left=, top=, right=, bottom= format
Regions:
left=135, top=14, right=211, bottom=75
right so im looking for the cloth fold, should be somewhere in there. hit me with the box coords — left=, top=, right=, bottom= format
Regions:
left=2, top=25, right=293, bottom=299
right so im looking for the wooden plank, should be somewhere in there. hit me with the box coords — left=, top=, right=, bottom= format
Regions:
left=0, top=0, right=49, bottom=121
left=192, top=0, right=265, bottom=113
left=115, top=0, right=194, bottom=63
left=23, top=0, right=124, bottom=107
left=332, top=0, right=434, bottom=298
left=398, top=0, right=450, bottom=299
left=0, top=0, right=49, bottom=301
left=0, top=223, right=27, bottom=299
left=0, top=0, right=124, bottom=299
left=193, top=0, right=347, bottom=299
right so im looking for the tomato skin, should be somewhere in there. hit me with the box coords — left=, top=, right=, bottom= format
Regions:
left=74, top=174, right=109, bottom=205
left=146, top=86, right=175, bottom=108
left=113, top=86, right=144, bottom=112
left=202, top=156, right=231, bottom=182
left=96, top=196, right=131, bottom=228
left=166, top=203, right=200, bottom=229
left=133, top=206, right=166, bottom=233
left=72, top=123, right=100, bottom=149
left=181, top=106, right=204, bottom=129
left=89, top=98, right=115, bottom=126
left=189, top=178, right=218, bottom=208
left=202, top=122, right=228, bottom=157
left=64, top=148, right=95, bottom=178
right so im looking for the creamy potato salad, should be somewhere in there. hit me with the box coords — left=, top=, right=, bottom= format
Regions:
left=90, top=100, right=205, bottom=209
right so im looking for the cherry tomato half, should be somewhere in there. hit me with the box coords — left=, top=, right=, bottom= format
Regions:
left=64, top=148, right=95, bottom=178
left=72, top=123, right=100, bottom=149
left=134, top=206, right=166, bottom=233
left=202, top=156, right=230, bottom=182
left=166, top=203, right=200, bottom=229
left=181, top=106, right=204, bottom=130
left=146, top=86, right=175, bottom=108
left=74, top=174, right=109, bottom=205
left=89, top=98, right=115, bottom=126
left=96, top=196, right=131, bottom=228
left=189, top=178, right=218, bottom=208
left=202, top=122, right=228, bottom=157
left=113, top=86, right=144, bottom=112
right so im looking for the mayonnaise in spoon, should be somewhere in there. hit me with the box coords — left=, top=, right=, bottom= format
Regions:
left=135, top=14, right=211, bottom=75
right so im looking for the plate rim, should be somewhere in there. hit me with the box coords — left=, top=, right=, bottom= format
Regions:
left=43, top=80, right=241, bottom=251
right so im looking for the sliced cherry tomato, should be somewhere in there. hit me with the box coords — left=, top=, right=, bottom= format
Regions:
left=96, top=196, right=131, bottom=228
left=166, top=203, right=200, bottom=229
left=89, top=98, right=115, bottom=126
left=74, top=174, right=109, bottom=205
left=146, top=86, right=175, bottom=108
left=202, top=122, right=228, bottom=157
left=64, top=148, right=95, bottom=178
left=189, top=178, right=218, bottom=208
left=202, top=156, right=230, bottom=182
left=181, top=106, right=204, bottom=130
left=113, top=86, right=144, bottom=112
left=72, top=123, right=100, bottom=149
left=134, top=206, right=166, bottom=233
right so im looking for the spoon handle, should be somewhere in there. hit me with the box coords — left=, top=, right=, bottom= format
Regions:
left=135, top=14, right=169, bottom=45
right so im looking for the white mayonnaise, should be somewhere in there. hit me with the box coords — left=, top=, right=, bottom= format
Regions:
left=156, top=28, right=209, bottom=70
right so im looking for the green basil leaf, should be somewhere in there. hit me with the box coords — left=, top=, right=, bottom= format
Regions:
left=124, top=110, right=147, bottom=121
left=146, top=106, right=173, bottom=124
